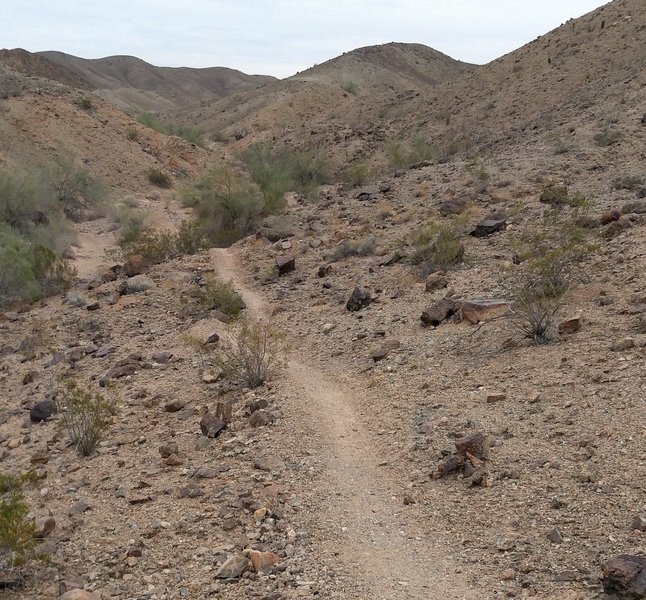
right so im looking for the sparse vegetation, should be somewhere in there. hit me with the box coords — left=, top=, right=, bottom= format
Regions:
left=342, top=162, right=369, bottom=187
left=190, top=274, right=245, bottom=316
left=0, top=492, right=37, bottom=568
left=612, top=175, right=643, bottom=191
left=56, top=379, right=116, bottom=457
left=539, top=184, right=588, bottom=207
left=408, top=222, right=465, bottom=275
left=340, top=80, right=358, bottom=95
left=147, top=167, right=172, bottom=188
left=385, top=135, right=439, bottom=170
left=213, top=317, right=286, bottom=388
left=73, top=96, right=94, bottom=111
left=137, top=112, right=206, bottom=147
left=329, top=238, right=376, bottom=262
left=594, top=126, right=623, bottom=147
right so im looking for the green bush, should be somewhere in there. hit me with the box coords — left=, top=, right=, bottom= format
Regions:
left=385, top=135, right=439, bottom=170
left=539, top=185, right=588, bottom=208
left=409, top=223, right=464, bottom=274
left=342, top=163, right=369, bottom=187
left=147, top=167, right=172, bottom=188
left=0, top=492, right=37, bottom=567
left=51, top=159, right=107, bottom=221
left=182, top=166, right=264, bottom=246
left=136, top=112, right=205, bottom=147
left=341, top=80, right=358, bottom=95
left=74, top=97, right=94, bottom=111
left=191, top=274, right=245, bottom=316
left=56, top=379, right=116, bottom=457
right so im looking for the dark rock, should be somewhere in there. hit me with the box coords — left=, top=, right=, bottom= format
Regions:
left=470, top=219, right=507, bottom=238
left=159, top=443, right=179, bottom=458
left=317, top=265, right=332, bottom=278
left=346, top=286, right=372, bottom=311
left=547, top=528, right=564, bottom=544
left=354, top=191, right=374, bottom=201
left=420, top=298, right=459, bottom=326
left=602, top=555, right=646, bottom=598
left=435, top=455, right=465, bottom=478
left=152, top=351, right=173, bottom=364
left=22, top=370, right=37, bottom=385
left=249, top=410, right=274, bottom=428
left=30, top=399, right=56, bottom=423
left=455, top=432, right=490, bottom=461
left=559, top=315, right=582, bottom=335
left=631, top=514, right=646, bottom=532
left=275, top=255, right=296, bottom=275
left=371, top=340, right=401, bottom=362
left=86, top=302, right=100, bottom=311
left=200, top=412, right=225, bottom=438
left=438, top=197, right=467, bottom=215
left=68, top=500, right=91, bottom=516
left=34, top=516, right=56, bottom=538
left=205, top=332, right=220, bottom=344
left=164, top=399, right=185, bottom=413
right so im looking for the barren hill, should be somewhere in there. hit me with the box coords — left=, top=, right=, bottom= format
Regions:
left=0, top=48, right=91, bottom=90
left=38, top=51, right=277, bottom=113
left=178, top=42, right=475, bottom=144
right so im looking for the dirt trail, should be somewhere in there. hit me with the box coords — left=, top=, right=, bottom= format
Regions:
left=214, top=247, right=475, bottom=599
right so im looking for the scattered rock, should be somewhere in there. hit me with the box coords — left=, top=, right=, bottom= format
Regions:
left=59, top=591, right=101, bottom=600
left=438, top=197, right=466, bottom=215
left=470, top=219, right=507, bottom=237
left=420, top=298, right=459, bottom=326
left=275, top=255, right=296, bottom=275
left=547, top=528, right=564, bottom=544
left=68, top=500, right=91, bottom=516
left=461, top=299, right=512, bottom=323
left=205, top=332, right=220, bottom=344
left=455, top=432, right=490, bottom=461
left=200, top=413, right=225, bottom=438
left=371, top=340, right=401, bottom=362
left=486, top=392, right=506, bottom=403
left=559, top=315, right=582, bottom=334
left=630, top=514, right=646, bottom=531
left=159, top=443, right=179, bottom=458
left=152, top=351, right=173, bottom=364
left=612, top=337, right=635, bottom=352
left=215, top=554, right=249, bottom=579
left=602, top=555, right=646, bottom=598
left=34, top=516, right=56, bottom=538
left=65, top=291, right=87, bottom=308
left=249, top=410, right=274, bottom=428
left=164, top=399, right=185, bottom=413
left=30, top=399, right=56, bottom=423
left=243, top=549, right=279, bottom=574
left=346, top=286, right=372, bottom=311
left=123, top=254, right=148, bottom=277
left=425, top=271, right=449, bottom=292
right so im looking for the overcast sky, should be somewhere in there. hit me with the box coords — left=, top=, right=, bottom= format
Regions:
left=2, top=1, right=608, bottom=77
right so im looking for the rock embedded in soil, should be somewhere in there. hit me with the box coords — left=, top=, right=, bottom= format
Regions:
left=276, top=255, right=296, bottom=275
left=30, top=399, right=56, bottom=422
left=470, top=219, right=507, bottom=238
left=123, top=254, right=148, bottom=277
left=59, top=591, right=101, bottom=600
left=425, top=271, right=449, bottom=292
left=35, top=516, right=56, bottom=538
left=420, top=298, right=459, bottom=326
left=455, top=432, right=490, bottom=461
left=243, top=549, right=279, bottom=573
left=559, top=315, right=582, bottom=334
left=121, top=274, right=155, bottom=295
left=630, top=514, right=646, bottom=531
left=602, top=554, right=646, bottom=598
left=460, top=299, right=512, bottom=323
left=215, top=554, right=249, bottom=579
left=346, top=286, right=372, bottom=311
left=200, top=412, right=226, bottom=438
left=612, top=337, right=636, bottom=352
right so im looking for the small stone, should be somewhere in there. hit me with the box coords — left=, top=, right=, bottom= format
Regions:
left=244, top=549, right=279, bottom=574
left=121, top=275, right=155, bottom=295
left=164, top=454, right=183, bottom=467
left=35, top=516, right=56, bottom=538
left=22, top=370, right=37, bottom=385
left=249, top=410, right=274, bottom=428
left=486, top=392, right=506, bottom=403
left=159, top=443, right=179, bottom=458
left=164, top=399, right=185, bottom=413
left=193, top=466, right=219, bottom=479
left=322, top=323, right=336, bottom=334
left=59, top=591, right=101, bottom=600
left=205, top=333, right=220, bottom=344
left=470, top=219, right=507, bottom=237
left=202, top=371, right=221, bottom=384
left=86, top=302, right=100, bottom=311
left=611, top=337, right=635, bottom=352
left=420, top=298, right=458, bottom=326
left=346, top=286, right=372, bottom=311
left=425, top=272, right=449, bottom=292
left=275, top=255, right=296, bottom=275
left=123, top=254, right=148, bottom=277
left=69, top=500, right=91, bottom=516
left=215, top=554, right=249, bottom=579
left=460, top=299, right=512, bottom=323
left=152, top=351, right=173, bottom=364
left=547, top=528, right=564, bottom=544
left=455, top=432, right=489, bottom=461
left=558, top=315, right=581, bottom=335
left=630, top=514, right=646, bottom=531
left=200, top=413, right=225, bottom=438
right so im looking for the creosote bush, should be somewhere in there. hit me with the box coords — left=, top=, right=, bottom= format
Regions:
left=329, top=238, right=376, bottom=262
left=214, top=318, right=286, bottom=389
left=136, top=112, right=205, bottom=147
left=408, top=222, right=465, bottom=275
left=56, top=379, right=116, bottom=456
left=385, top=135, right=439, bottom=170
left=0, top=492, right=37, bottom=568
left=147, top=167, right=172, bottom=188
left=510, top=215, right=594, bottom=344
left=190, top=275, right=245, bottom=317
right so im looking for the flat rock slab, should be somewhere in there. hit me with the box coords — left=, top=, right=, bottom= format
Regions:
left=461, top=299, right=512, bottom=323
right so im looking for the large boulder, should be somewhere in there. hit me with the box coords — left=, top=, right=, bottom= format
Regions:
left=470, top=219, right=507, bottom=238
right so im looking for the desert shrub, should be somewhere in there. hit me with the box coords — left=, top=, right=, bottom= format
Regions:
left=329, top=238, right=376, bottom=262
left=239, top=144, right=292, bottom=212
left=467, top=157, right=490, bottom=182
left=51, top=159, right=107, bottom=221
left=56, top=379, right=115, bottom=457
left=539, top=185, right=588, bottom=207
left=175, top=219, right=208, bottom=255
left=341, top=80, right=358, bottom=95
left=343, top=162, right=369, bottom=187
left=0, top=471, right=39, bottom=495
left=510, top=217, right=594, bottom=344
left=74, top=97, right=94, bottom=111
left=191, top=275, right=245, bottom=316
left=126, top=127, right=139, bottom=141
left=182, top=166, right=264, bottom=246
left=147, top=167, right=172, bottom=188
left=0, top=492, right=37, bottom=568
left=546, top=133, right=573, bottom=155
left=408, top=223, right=464, bottom=274
left=612, top=175, right=643, bottom=191
left=594, top=127, right=623, bottom=147
left=385, top=135, right=439, bottom=170
left=288, top=148, right=330, bottom=198
left=214, top=318, right=286, bottom=388
left=136, top=112, right=205, bottom=147
left=0, top=225, right=76, bottom=308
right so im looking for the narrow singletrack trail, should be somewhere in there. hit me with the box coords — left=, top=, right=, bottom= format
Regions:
left=214, top=248, right=476, bottom=599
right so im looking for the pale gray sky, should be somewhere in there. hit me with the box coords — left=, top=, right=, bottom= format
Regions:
left=2, top=0, right=608, bottom=77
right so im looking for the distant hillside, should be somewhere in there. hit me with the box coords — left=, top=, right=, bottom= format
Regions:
left=0, top=48, right=91, bottom=90
left=178, top=42, right=476, bottom=143
left=37, top=51, right=277, bottom=113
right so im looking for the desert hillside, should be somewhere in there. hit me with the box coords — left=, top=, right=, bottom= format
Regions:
left=0, top=1, right=645, bottom=600
left=37, top=51, right=277, bottom=113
